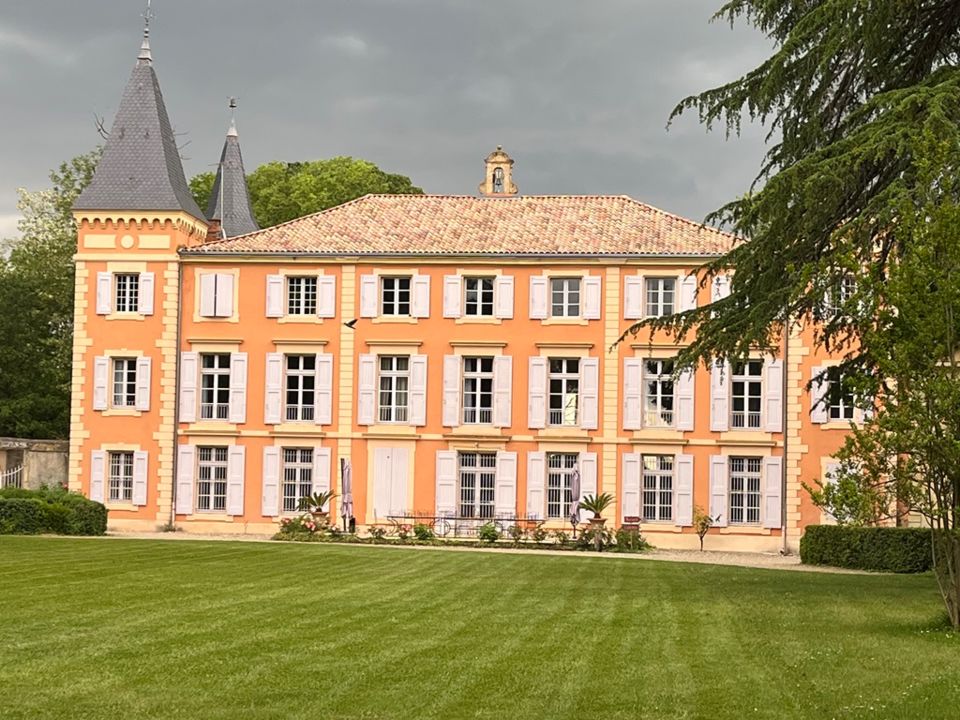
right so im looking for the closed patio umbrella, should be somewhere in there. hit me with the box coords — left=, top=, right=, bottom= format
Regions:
left=340, top=458, right=353, bottom=531
left=568, top=466, right=581, bottom=531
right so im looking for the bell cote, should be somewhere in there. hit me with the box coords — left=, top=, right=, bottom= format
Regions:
left=478, top=146, right=518, bottom=197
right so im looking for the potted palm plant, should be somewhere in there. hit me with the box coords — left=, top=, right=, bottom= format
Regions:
left=297, top=490, right=337, bottom=527
left=578, top=492, right=614, bottom=551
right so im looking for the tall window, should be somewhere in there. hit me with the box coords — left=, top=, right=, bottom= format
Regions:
left=645, top=278, right=676, bottom=317
left=464, top=277, right=495, bottom=316
left=547, top=452, right=578, bottom=519
left=826, top=275, right=857, bottom=316
left=282, top=448, right=313, bottom=513
left=548, top=358, right=580, bottom=426
left=731, top=360, right=763, bottom=429
left=108, top=451, right=134, bottom=502
left=111, top=358, right=137, bottom=407
left=550, top=277, right=581, bottom=317
left=196, top=447, right=228, bottom=512
left=643, top=359, right=675, bottom=427
left=642, top=455, right=673, bottom=522
left=462, top=356, right=494, bottom=424
left=378, top=355, right=409, bottom=423
left=729, top=456, right=762, bottom=525
left=381, top=276, right=412, bottom=316
left=200, top=354, right=230, bottom=420
left=286, top=276, right=317, bottom=315
left=458, top=452, right=496, bottom=519
left=285, top=355, right=316, bottom=422
left=114, top=273, right=140, bottom=313
left=827, top=366, right=855, bottom=420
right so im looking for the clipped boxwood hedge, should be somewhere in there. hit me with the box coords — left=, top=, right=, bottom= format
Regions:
left=0, top=487, right=107, bottom=536
left=800, top=525, right=932, bottom=573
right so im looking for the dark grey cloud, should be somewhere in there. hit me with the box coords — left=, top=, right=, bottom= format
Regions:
left=0, top=0, right=772, bottom=237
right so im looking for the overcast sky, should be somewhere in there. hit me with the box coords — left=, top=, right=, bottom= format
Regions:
left=0, top=0, right=772, bottom=238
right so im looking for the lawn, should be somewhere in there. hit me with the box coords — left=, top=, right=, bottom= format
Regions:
left=0, top=538, right=957, bottom=720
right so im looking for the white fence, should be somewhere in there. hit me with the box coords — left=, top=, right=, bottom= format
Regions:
left=0, top=466, right=23, bottom=489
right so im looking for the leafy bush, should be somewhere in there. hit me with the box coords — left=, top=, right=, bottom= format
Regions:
left=0, top=499, right=46, bottom=534
left=507, top=524, right=526, bottom=545
left=0, top=487, right=106, bottom=536
left=477, top=522, right=500, bottom=543
left=613, top=527, right=649, bottom=553
left=530, top=522, right=548, bottom=544
left=576, top=525, right=614, bottom=551
left=368, top=526, right=387, bottom=542
left=800, top=525, right=932, bottom=573
left=552, top=530, right=570, bottom=546
left=413, top=523, right=435, bottom=541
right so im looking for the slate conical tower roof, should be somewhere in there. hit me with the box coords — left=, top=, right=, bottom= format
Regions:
left=74, top=29, right=204, bottom=220
left=206, top=119, right=259, bottom=237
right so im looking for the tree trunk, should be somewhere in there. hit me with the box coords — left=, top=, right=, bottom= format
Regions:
left=932, top=530, right=960, bottom=629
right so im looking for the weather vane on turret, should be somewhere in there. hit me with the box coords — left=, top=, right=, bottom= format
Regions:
left=138, top=0, right=154, bottom=63
left=228, top=97, right=238, bottom=137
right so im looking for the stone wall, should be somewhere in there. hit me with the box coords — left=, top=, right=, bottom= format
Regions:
left=0, top=438, right=69, bottom=489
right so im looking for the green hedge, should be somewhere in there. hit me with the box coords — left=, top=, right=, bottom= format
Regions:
left=0, top=487, right=107, bottom=536
left=800, top=525, right=932, bottom=573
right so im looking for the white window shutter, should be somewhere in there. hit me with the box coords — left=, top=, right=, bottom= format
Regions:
left=527, top=356, right=547, bottom=429
left=264, top=353, right=283, bottom=425
left=409, top=354, right=428, bottom=426
left=175, top=444, right=195, bottom=515
left=435, top=450, right=457, bottom=516
left=199, top=274, right=217, bottom=317
left=623, top=358, right=643, bottom=430
left=578, top=452, right=598, bottom=523
left=675, top=368, right=695, bottom=431
left=675, top=454, right=694, bottom=526
left=624, top=275, right=643, bottom=319
left=317, top=276, right=336, bottom=318
left=579, top=357, right=599, bottom=430
left=442, top=355, right=461, bottom=427
left=265, top=275, right=284, bottom=317
left=495, top=275, right=514, bottom=319
left=359, top=275, right=378, bottom=317
left=314, top=354, right=333, bottom=425
left=132, top=451, right=148, bottom=506
left=582, top=276, right=602, bottom=319
left=313, top=447, right=332, bottom=503
left=139, top=272, right=155, bottom=315
left=493, top=356, right=512, bottom=428
left=621, top=453, right=642, bottom=520
left=357, top=354, right=377, bottom=425
left=89, top=450, right=106, bottom=503
left=135, top=357, right=152, bottom=412
left=526, top=451, right=546, bottom=519
left=810, top=366, right=829, bottom=424
left=96, top=272, right=112, bottom=315
left=709, top=455, right=729, bottom=527
left=93, top=356, right=109, bottom=411
left=710, top=360, right=730, bottom=432
left=443, top=275, right=462, bottom=318
left=261, top=446, right=280, bottom=517
left=529, top=276, right=548, bottom=319
left=228, top=353, right=248, bottom=424
left=679, top=274, right=698, bottom=312
left=178, top=352, right=198, bottom=423
left=763, top=455, right=783, bottom=529
left=412, top=275, right=431, bottom=318
left=494, top=451, right=518, bottom=517
left=711, top=274, right=731, bottom=304
left=764, top=359, right=784, bottom=432
left=226, top=446, right=245, bottom=516
left=217, top=273, right=235, bottom=317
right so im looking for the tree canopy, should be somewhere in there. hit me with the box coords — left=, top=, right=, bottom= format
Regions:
left=190, top=156, right=424, bottom=229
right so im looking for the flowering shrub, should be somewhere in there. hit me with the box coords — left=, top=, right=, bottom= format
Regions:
left=368, top=526, right=388, bottom=541
left=413, top=523, right=435, bottom=541
left=278, top=514, right=320, bottom=536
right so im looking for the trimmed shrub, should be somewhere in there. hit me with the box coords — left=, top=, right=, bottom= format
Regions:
left=0, top=499, right=46, bottom=534
left=800, top=525, right=932, bottom=573
left=0, top=488, right=107, bottom=536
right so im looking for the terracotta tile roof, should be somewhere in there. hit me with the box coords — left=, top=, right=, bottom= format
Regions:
left=183, top=194, right=737, bottom=257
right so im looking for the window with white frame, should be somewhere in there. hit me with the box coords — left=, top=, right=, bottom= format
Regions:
left=547, top=452, right=578, bottom=519
left=462, top=356, right=494, bottom=424
left=381, top=276, right=412, bottom=316
left=729, top=456, right=762, bottom=525
left=731, top=360, right=763, bottom=429
left=548, top=358, right=580, bottom=426
left=114, top=273, right=140, bottom=313
left=643, top=359, right=675, bottom=427
left=111, top=358, right=137, bottom=408
left=200, top=354, right=230, bottom=420
left=282, top=448, right=313, bottom=513
left=458, top=452, right=496, bottom=519
left=645, top=278, right=676, bottom=318
left=285, top=355, right=316, bottom=422
left=825, top=274, right=857, bottom=316
left=550, top=277, right=581, bottom=318
left=464, top=276, right=495, bottom=316
left=196, top=446, right=228, bottom=512
left=286, top=276, right=318, bottom=316
left=826, top=366, right=855, bottom=420
left=108, top=451, right=134, bottom=502
left=642, top=455, right=673, bottom=522
left=378, top=355, right=409, bottom=423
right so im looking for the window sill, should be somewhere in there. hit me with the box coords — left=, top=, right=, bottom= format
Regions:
left=103, top=312, right=146, bottom=322
left=182, top=422, right=240, bottom=436
left=542, top=317, right=589, bottom=326
left=102, top=408, right=142, bottom=418
left=448, top=425, right=504, bottom=437
left=371, top=316, right=418, bottom=324
left=818, top=421, right=859, bottom=430
left=269, top=423, right=325, bottom=435
left=277, top=315, right=328, bottom=325
left=105, top=501, right=138, bottom=511
left=195, top=315, right=240, bottom=324
left=361, top=424, right=417, bottom=437
left=717, top=431, right=778, bottom=447
left=454, top=316, right=503, bottom=325
left=180, top=512, right=234, bottom=522
left=719, top=525, right=771, bottom=535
